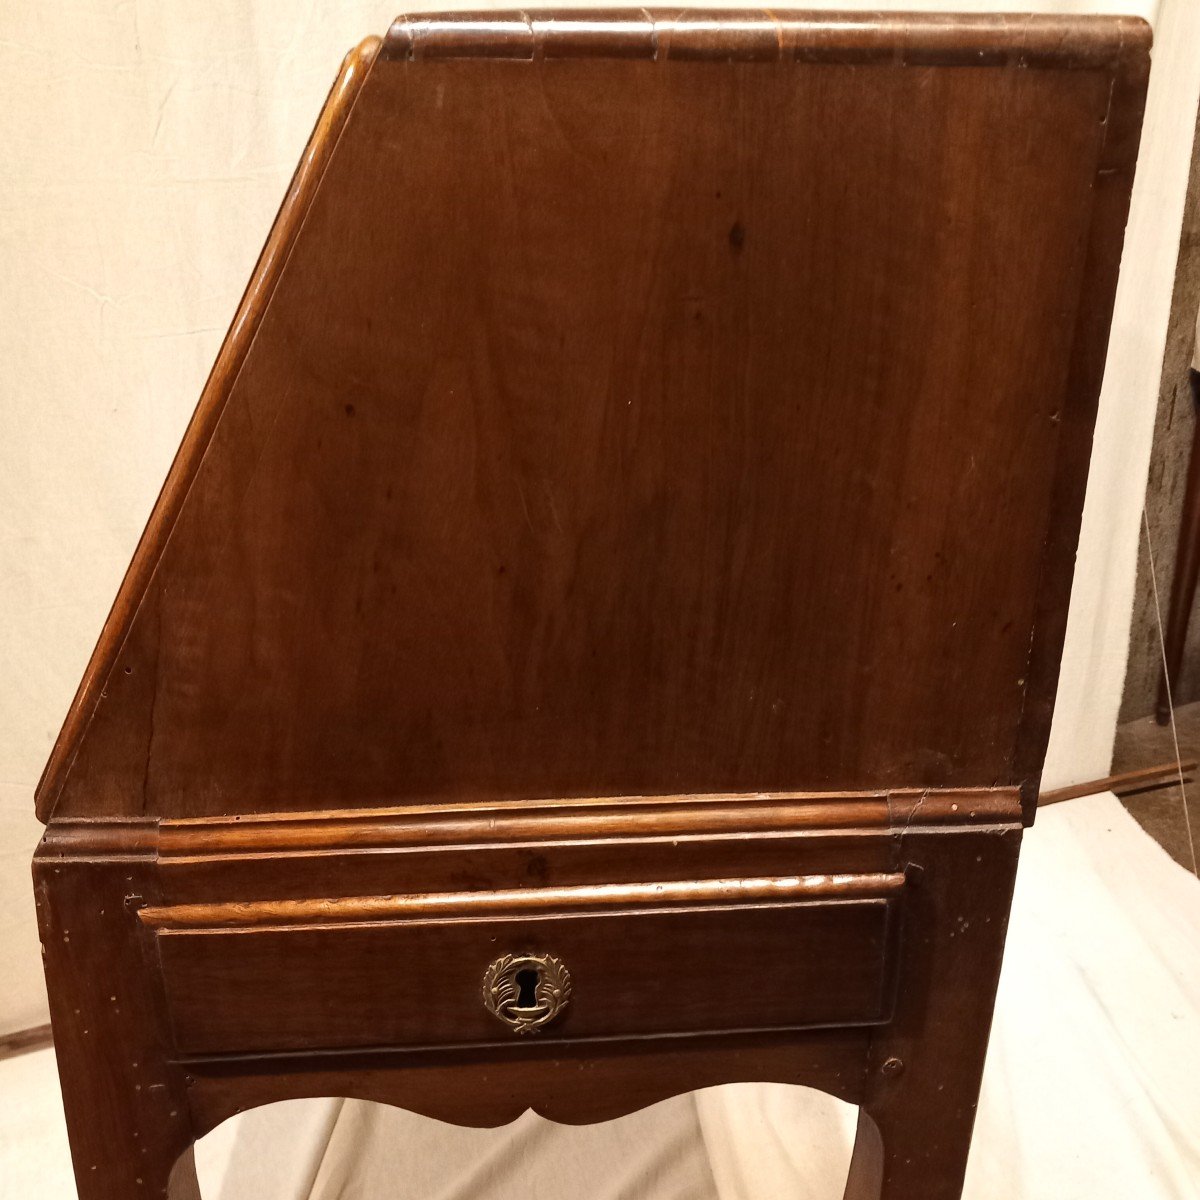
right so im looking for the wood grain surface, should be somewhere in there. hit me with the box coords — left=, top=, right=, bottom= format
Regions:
left=37, top=11, right=1148, bottom=822
left=32, top=17, right=1149, bottom=1197
left=154, top=897, right=900, bottom=1055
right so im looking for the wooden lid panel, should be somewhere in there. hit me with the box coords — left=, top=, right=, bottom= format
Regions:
left=41, top=13, right=1150, bottom=819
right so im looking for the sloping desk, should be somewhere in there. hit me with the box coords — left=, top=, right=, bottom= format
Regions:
left=33, top=11, right=1149, bottom=1200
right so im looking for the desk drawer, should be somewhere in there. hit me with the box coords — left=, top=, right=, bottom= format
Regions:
left=147, top=875, right=903, bottom=1056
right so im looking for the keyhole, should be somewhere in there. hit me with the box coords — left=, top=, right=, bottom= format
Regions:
left=514, top=967, right=540, bottom=1009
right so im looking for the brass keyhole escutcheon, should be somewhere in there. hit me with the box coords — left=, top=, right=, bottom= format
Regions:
left=482, top=953, right=572, bottom=1034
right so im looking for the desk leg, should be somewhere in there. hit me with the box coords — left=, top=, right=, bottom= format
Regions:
left=843, top=823, right=1021, bottom=1200
left=34, top=838, right=198, bottom=1200
left=165, top=1149, right=203, bottom=1200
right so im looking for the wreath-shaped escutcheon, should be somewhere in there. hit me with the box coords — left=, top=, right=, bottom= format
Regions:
left=482, top=952, right=572, bottom=1034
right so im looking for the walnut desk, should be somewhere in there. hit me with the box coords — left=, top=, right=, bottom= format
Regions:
left=33, top=11, right=1150, bottom=1199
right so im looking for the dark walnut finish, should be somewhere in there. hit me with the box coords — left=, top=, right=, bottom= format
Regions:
left=33, top=11, right=1149, bottom=1200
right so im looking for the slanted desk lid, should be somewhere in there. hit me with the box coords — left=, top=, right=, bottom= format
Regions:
left=37, top=10, right=1151, bottom=822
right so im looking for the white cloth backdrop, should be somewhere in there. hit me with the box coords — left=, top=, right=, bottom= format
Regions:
left=3, top=1, right=1200, bottom=1197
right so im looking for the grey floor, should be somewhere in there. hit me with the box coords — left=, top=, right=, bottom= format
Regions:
left=1112, top=699, right=1200, bottom=872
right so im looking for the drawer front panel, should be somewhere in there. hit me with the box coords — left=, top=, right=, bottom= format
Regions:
left=155, top=895, right=900, bottom=1056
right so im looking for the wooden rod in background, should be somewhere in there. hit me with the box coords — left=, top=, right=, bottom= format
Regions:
left=0, top=1023, right=53, bottom=1062
left=1039, top=760, right=1196, bottom=806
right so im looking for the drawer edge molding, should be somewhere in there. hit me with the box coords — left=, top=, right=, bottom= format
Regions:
left=138, top=871, right=907, bottom=931
left=156, top=788, right=1021, bottom=857
left=36, top=788, right=1023, bottom=860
